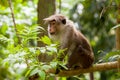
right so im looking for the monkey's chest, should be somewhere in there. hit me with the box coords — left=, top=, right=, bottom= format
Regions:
left=67, top=43, right=76, bottom=57
left=50, top=35, right=61, bottom=43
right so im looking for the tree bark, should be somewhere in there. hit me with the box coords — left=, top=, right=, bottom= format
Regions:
left=29, top=1, right=56, bottom=79
left=116, top=3, right=120, bottom=50
left=37, top=0, right=56, bottom=62
left=37, top=0, right=56, bottom=47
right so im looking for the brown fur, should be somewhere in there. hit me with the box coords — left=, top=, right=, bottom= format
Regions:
left=44, top=14, right=94, bottom=69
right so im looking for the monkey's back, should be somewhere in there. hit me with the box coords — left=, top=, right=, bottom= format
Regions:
left=67, top=26, right=94, bottom=69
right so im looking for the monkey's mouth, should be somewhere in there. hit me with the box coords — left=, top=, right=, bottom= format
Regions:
left=50, top=32, right=56, bottom=35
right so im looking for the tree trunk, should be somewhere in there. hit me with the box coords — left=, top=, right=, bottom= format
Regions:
left=116, top=3, right=120, bottom=50
left=37, top=0, right=56, bottom=47
left=29, top=1, right=56, bottom=79
left=37, top=0, right=56, bottom=62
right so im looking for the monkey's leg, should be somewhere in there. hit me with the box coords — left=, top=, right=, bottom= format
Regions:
left=67, top=45, right=94, bottom=69
left=77, top=45, right=94, bottom=68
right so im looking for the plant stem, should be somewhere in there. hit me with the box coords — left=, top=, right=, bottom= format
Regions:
left=8, top=0, right=21, bottom=43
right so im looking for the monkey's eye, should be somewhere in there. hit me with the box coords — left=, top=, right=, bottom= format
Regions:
left=50, top=20, right=56, bottom=25
left=51, top=22, right=55, bottom=25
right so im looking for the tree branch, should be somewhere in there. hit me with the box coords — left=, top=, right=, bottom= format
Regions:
left=46, top=60, right=120, bottom=77
left=8, top=0, right=21, bottom=43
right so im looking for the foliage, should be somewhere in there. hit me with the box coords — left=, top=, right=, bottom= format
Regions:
left=0, top=24, right=66, bottom=79
left=0, top=1, right=67, bottom=79
left=68, top=0, right=116, bottom=53
left=103, top=50, right=120, bottom=61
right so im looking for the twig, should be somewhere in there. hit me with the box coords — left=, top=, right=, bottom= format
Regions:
left=100, top=0, right=113, bottom=19
left=8, top=0, right=21, bottom=43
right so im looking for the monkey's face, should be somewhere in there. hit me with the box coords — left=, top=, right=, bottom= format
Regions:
left=48, top=20, right=58, bottom=35
left=48, top=20, right=66, bottom=35
left=44, top=14, right=67, bottom=41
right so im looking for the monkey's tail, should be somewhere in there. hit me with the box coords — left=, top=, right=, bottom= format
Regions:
left=90, top=72, right=94, bottom=80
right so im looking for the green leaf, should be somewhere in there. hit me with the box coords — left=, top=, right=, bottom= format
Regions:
left=0, top=35, right=10, bottom=43
left=112, top=24, right=120, bottom=29
left=46, top=46, right=57, bottom=53
left=50, top=62, right=58, bottom=68
left=57, top=48, right=67, bottom=57
left=41, top=65, right=51, bottom=71
left=38, top=70, right=46, bottom=80
left=25, top=69, right=31, bottom=77
left=40, top=47, right=46, bottom=53
left=15, top=0, right=23, bottom=3
left=40, top=36, right=52, bottom=45
left=57, top=63, right=68, bottom=70
left=59, top=77, right=66, bottom=80
left=0, top=23, right=8, bottom=35
left=103, top=50, right=120, bottom=61
left=19, top=26, right=40, bottom=40
left=29, top=66, right=38, bottom=76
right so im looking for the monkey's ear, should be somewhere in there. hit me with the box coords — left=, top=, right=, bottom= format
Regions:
left=61, top=19, right=66, bottom=24
left=43, top=18, right=50, bottom=24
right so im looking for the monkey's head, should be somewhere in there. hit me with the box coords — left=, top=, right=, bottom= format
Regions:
left=43, top=14, right=67, bottom=35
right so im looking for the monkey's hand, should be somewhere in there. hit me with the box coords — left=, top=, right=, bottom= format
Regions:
left=55, top=64, right=68, bottom=74
left=57, top=48, right=68, bottom=61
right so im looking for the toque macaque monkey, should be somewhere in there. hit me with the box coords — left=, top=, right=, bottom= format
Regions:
left=44, top=14, right=94, bottom=69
